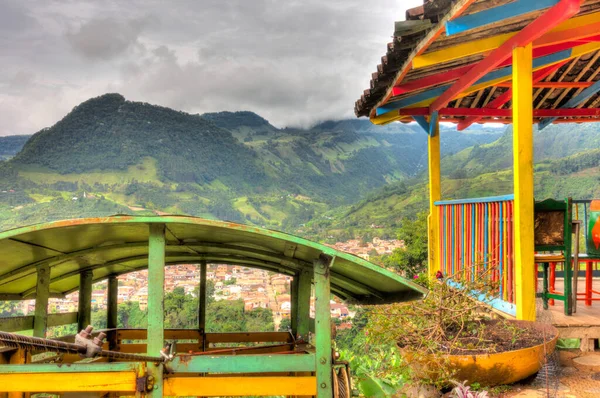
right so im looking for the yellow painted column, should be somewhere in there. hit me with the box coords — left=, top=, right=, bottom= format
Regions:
left=428, top=121, right=441, bottom=279
left=513, top=43, right=536, bottom=321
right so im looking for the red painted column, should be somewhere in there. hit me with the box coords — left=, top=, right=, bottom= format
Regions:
left=549, top=262, right=556, bottom=306
left=586, top=260, right=593, bottom=306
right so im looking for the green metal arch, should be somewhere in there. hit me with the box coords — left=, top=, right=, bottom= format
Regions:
left=0, top=216, right=426, bottom=304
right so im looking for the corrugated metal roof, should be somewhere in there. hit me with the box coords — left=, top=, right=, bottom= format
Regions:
left=0, top=216, right=426, bottom=304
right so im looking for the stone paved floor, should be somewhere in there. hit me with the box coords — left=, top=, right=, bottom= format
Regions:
left=503, top=352, right=600, bottom=398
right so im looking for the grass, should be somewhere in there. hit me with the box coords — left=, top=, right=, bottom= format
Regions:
left=18, top=157, right=161, bottom=186
left=28, top=194, right=55, bottom=203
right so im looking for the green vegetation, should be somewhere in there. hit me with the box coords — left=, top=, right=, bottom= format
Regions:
left=379, top=212, right=428, bottom=278
left=0, top=93, right=502, bottom=231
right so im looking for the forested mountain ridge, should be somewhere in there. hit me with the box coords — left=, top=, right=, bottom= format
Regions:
left=302, top=125, right=600, bottom=241
left=0, top=93, right=502, bottom=230
left=441, top=124, right=600, bottom=178
left=0, top=135, right=30, bottom=160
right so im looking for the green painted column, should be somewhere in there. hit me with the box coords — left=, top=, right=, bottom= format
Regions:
left=296, top=269, right=312, bottom=340
left=77, top=270, right=93, bottom=332
left=147, top=223, right=165, bottom=396
left=33, top=264, right=50, bottom=337
left=107, top=275, right=119, bottom=350
left=198, top=260, right=207, bottom=334
left=290, top=272, right=299, bottom=335
left=314, top=255, right=334, bottom=398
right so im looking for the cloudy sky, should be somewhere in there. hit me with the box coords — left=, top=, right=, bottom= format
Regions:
left=0, top=0, right=423, bottom=136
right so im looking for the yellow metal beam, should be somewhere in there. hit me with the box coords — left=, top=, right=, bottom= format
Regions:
left=428, top=122, right=441, bottom=279
left=414, top=12, right=600, bottom=68
left=164, top=376, right=318, bottom=396
left=0, top=372, right=136, bottom=392
left=513, top=44, right=536, bottom=321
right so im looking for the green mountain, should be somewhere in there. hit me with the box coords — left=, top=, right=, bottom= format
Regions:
left=441, top=124, right=600, bottom=178
left=306, top=125, right=600, bottom=241
left=0, top=135, right=30, bottom=160
left=0, top=93, right=502, bottom=230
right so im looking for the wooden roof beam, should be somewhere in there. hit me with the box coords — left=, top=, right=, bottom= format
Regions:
left=497, top=82, right=597, bottom=89
left=414, top=9, right=598, bottom=69
left=429, top=0, right=581, bottom=113
left=398, top=107, right=600, bottom=118
left=539, top=80, right=600, bottom=129
left=446, top=0, right=559, bottom=36
left=457, top=62, right=567, bottom=130
left=549, top=51, right=600, bottom=110
left=373, top=42, right=600, bottom=124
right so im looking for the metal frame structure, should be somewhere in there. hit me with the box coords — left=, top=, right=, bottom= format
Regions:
left=0, top=216, right=425, bottom=396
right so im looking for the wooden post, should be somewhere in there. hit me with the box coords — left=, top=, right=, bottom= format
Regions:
left=296, top=269, right=312, bottom=340
left=513, top=43, right=536, bottom=321
left=314, top=255, right=333, bottom=398
left=198, top=261, right=207, bottom=335
left=33, top=264, right=50, bottom=338
left=148, top=223, right=165, bottom=396
left=77, top=270, right=93, bottom=332
left=107, top=275, right=119, bottom=351
left=428, top=121, right=441, bottom=279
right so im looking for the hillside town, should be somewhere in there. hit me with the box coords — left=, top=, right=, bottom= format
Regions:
left=16, top=237, right=403, bottom=330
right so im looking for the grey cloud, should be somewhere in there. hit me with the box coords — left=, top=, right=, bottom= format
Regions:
left=65, top=16, right=152, bottom=60
left=0, top=0, right=423, bottom=135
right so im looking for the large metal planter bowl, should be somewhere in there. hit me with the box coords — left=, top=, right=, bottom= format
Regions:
left=402, top=320, right=559, bottom=386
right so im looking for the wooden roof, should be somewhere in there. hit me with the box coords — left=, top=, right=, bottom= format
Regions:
left=356, top=0, right=600, bottom=129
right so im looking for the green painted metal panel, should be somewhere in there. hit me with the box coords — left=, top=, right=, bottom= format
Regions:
left=0, top=216, right=425, bottom=303
left=168, top=353, right=316, bottom=373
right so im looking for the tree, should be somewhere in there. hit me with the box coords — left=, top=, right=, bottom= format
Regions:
left=118, top=301, right=147, bottom=328
left=278, top=318, right=292, bottom=332
left=383, top=212, right=428, bottom=278
left=206, top=300, right=246, bottom=333
left=164, top=287, right=198, bottom=329
left=246, top=307, right=274, bottom=332
left=223, top=277, right=237, bottom=286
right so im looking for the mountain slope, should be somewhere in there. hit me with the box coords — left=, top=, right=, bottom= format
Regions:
left=1, top=94, right=599, bottom=237
left=0, top=135, right=30, bottom=160
left=307, top=127, right=600, bottom=240
left=0, top=94, right=503, bottom=231
left=441, top=124, right=600, bottom=178
left=13, top=94, right=266, bottom=188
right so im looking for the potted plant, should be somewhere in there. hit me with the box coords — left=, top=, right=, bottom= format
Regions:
left=365, top=273, right=558, bottom=388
